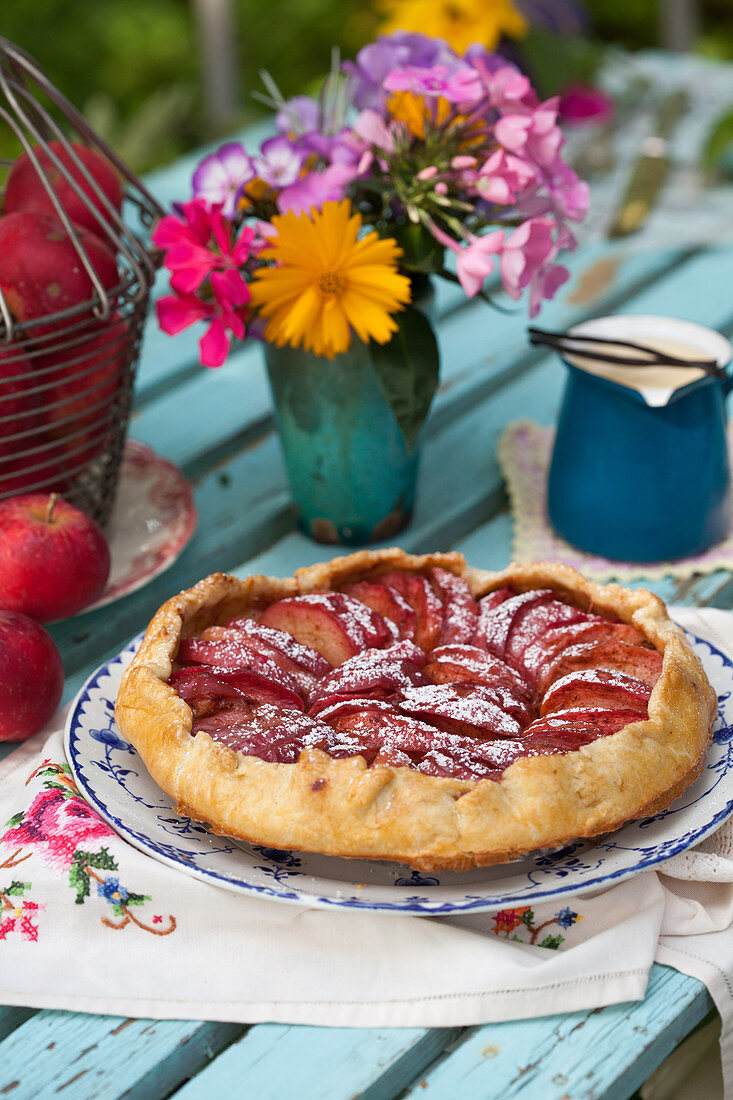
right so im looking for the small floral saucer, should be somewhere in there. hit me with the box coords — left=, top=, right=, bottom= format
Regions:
left=63, top=629, right=733, bottom=915
left=85, top=440, right=197, bottom=613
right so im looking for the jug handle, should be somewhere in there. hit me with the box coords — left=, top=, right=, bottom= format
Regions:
left=724, top=370, right=733, bottom=396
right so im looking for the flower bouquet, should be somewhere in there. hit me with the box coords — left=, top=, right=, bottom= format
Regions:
left=154, top=31, right=588, bottom=543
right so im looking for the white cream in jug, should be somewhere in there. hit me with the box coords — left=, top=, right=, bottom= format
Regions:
left=563, top=337, right=712, bottom=407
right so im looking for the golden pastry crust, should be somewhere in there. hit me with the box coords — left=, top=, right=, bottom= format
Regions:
left=114, top=550, right=717, bottom=870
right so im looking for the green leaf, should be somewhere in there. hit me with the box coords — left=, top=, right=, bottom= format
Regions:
left=702, top=108, right=733, bottom=175
left=520, top=909, right=535, bottom=927
left=391, top=224, right=445, bottom=275
left=5, top=881, right=30, bottom=897
left=5, top=812, right=24, bottom=829
left=83, top=848, right=118, bottom=872
left=539, top=934, right=565, bottom=950
left=69, top=857, right=90, bottom=905
left=370, top=307, right=440, bottom=452
left=124, top=892, right=149, bottom=907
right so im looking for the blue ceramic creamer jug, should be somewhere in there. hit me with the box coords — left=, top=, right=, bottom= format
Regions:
left=548, top=315, right=732, bottom=562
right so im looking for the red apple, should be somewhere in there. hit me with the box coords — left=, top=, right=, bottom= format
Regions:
left=0, top=212, right=119, bottom=338
left=3, top=141, right=123, bottom=238
left=0, top=345, right=48, bottom=495
left=0, top=493, right=111, bottom=622
left=0, top=610, right=63, bottom=740
left=35, top=314, right=128, bottom=474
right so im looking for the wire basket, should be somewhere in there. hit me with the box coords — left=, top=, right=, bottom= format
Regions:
left=0, top=37, right=164, bottom=525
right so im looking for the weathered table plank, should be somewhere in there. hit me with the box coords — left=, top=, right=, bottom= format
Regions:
left=172, top=1024, right=464, bottom=1100
left=0, top=1012, right=246, bottom=1100
left=400, top=966, right=711, bottom=1100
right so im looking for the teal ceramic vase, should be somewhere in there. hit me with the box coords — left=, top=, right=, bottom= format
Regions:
left=264, top=338, right=420, bottom=545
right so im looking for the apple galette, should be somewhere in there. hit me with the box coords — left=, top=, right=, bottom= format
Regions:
left=114, top=550, right=716, bottom=870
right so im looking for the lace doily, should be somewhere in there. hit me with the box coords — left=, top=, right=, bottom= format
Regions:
left=498, top=419, right=733, bottom=582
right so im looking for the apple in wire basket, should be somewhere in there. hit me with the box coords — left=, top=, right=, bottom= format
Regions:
left=3, top=140, right=123, bottom=238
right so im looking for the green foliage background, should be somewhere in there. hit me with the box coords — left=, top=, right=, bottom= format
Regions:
left=0, top=0, right=731, bottom=172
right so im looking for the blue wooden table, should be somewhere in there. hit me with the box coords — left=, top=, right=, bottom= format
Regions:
left=2, top=48, right=733, bottom=1100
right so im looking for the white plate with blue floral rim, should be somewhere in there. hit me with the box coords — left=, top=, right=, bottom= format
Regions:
left=64, top=629, right=733, bottom=916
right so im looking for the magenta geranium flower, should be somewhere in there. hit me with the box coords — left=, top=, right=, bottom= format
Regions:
left=192, top=143, right=254, bottom=217
left=559, top=84, right=614, bottom=125
left=154, top=201, right=259, bottom=367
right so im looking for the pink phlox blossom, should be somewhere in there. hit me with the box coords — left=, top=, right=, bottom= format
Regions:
left=254, top=135, right=308, bottom=189
left=494, top=99, right=564, bottom=169
left=191, top=142, right=254, bottom=217
left=383, top=64, right=484, bottom=104
left=277, top=162, right=358, bottom=215
left=471, top=149, right=537, bottom=206
left=353, top=109, right=397, bottom=154
left=544, top=159, right=590, bottom=222
left=352, top=110, right=400, bottom=174
left=427, top=220, right=505, bottom=299
left=467, top=55, right=537, bottom=113
left=499, top=217, right=569, bottom=318
left=455, top=230, right=506, bottom=297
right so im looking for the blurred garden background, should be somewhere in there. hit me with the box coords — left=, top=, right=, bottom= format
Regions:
left=0, top=0, right=732, bottom=173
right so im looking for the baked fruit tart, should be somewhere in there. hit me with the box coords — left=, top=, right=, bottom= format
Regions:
left=114, top=550, right=717, bottom=871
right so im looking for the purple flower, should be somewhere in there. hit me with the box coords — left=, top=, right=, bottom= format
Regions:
left=298, top=127, right=363, bottom=167
left=254, top=135, right=308, bottom=189
left=192, top=143, right=254, bottom=218
left=275, top=95, right=320, bottom=135
left=277, top=163, right=357, bottom=215
left=384, top=64, right=484, bottom=105
left=343, top=32, right=461, bottom=111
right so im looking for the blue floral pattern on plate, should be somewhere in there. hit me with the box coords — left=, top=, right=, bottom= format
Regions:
left=63, top=628, right=733, bottom=915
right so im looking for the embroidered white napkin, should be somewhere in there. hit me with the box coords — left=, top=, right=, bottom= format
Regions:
left=0, top=608, right=732, bottom=1095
